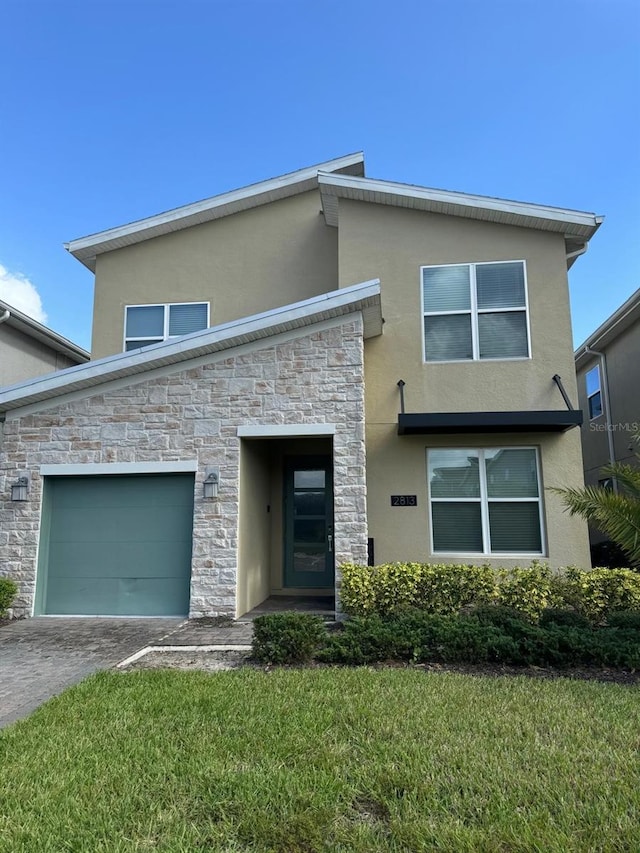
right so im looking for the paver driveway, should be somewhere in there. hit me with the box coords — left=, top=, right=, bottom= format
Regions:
left=0, top=617, right=184, bottom=728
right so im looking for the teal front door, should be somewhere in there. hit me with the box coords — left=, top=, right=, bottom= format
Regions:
left=283, top=457, right=334, bottom=589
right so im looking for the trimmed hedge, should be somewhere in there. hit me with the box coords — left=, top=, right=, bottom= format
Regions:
left=339, top=561, right=640, bottom=622
left=251, top=613, right=326, bottom=665
left=316, top=611, right=640, bottom=669
left=0, top=577, right=17, bottom=618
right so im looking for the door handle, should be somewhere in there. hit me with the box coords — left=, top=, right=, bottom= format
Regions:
left=327, top=533, right=333, bottom=553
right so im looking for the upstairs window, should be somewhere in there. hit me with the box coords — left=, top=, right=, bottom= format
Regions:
left=422, top=261, right=530, bottom=362
left=124, top=303, right=209, bottom=351
left=586, top=365, right=602, bottom=419
left=428, top=447, right=543, bottom=555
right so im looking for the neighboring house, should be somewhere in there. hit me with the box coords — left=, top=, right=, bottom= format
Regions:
left=575, top=287, right=640, bottom=558
left=0, top=298, right=89, bottom=386
left=0, top=153, right=602, bottom=619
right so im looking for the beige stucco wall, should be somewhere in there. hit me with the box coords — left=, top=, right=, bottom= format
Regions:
left=577, top=320, right=640, bottom=486
left=91, top=191, right=338, bottom=359
left=365, top=424, right=590, bottom=569
left=337, top=199, right=579, bottom=418
left=237, top=439, right=272, bottom=617
left=0, top=326, right=80, bottom=386
left=337, top=199, right=589, bottom=568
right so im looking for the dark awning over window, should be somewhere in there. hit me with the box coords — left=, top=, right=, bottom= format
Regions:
left=397, top=410, right=583, bottom=435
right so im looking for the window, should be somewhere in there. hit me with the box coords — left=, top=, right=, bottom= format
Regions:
left=124, top=303, right=209, bottom=351
left=421, top=261, right=530, bottom=362
left=586, top=365, right=602, bottom=419
left=428, top=447, right=543, bottom=554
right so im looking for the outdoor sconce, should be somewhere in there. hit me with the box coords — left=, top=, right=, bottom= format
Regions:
left=10, top=475, right=29, bottom=502
left=203, top=469, right=219, bottom=500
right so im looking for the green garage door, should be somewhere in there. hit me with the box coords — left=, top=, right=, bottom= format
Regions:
left=37, top=474, right=194, bottom=616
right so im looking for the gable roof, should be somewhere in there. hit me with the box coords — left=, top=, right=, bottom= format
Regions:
left=318, top=172, right=603, bottom=266
left=0, top=298, right=89, bottom=363
left=575, top=287, right=640, bottom=368
left=65, top=153, right=365, bottom=271
left=0, top=280, right=382, bottom=415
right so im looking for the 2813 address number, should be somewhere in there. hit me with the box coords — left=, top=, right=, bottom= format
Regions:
left=390, top=495, right=417, bottom=507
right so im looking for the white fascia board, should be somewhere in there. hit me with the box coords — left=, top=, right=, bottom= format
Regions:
left=0, top=298, right=89, bottom=362
left=65, top=153, right=364, bottom=270
left=0, top=280, right=381, bottom=412
left=40, top=461, right=199, bottom=476
left=318, top=172, right=603, bottom=235
left=574, top=287, right=640, bottom=365
left=238, top=424, right=337, bottom=438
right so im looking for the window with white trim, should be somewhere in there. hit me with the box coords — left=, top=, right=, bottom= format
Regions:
left=586, top=365, right=602, bottom=419
left=428, top=447, right=543, bottom=554
left=422, top=261, right=530, bottom=361
left=124, top=303, right=209, bottom=351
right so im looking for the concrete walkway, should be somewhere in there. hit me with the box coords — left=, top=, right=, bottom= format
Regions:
left=0, top=617, right=185, bottom=728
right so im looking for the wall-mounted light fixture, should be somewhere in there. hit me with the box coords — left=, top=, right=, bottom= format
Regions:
left=10, top=475, right=29, bottom=502
left=203, top=468, right=219, bottom=500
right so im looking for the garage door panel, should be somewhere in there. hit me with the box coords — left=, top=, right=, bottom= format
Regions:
left=47, top=539, right=192, bottom=579
left=50, top=505, right=194, bottom=544
left=51, top=476, right=195, bottom=509
left=39, top=474, right=194, bottom=616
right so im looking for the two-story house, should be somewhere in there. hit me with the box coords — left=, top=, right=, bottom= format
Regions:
left=575, top=287, right=640, bottom=562
left=0, top=153, right=602, bottom=619
left=0, top=297, right=88, bottom=387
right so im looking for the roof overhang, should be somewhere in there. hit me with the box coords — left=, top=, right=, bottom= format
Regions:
left=0, top=280, right=382, bottom=414
left=319, top=172, right=602, bottom=267
left=397, top=410, right=583, bottom=435
left=575, top=287, right=640, bottom=368
left=0, top=299, right=89, bottom=363
left=65, top=153, right=365, bottom=271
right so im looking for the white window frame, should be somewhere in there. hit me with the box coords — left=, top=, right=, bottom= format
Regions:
left=420, top=260, right=532, bottom=363
left=124, top=302, right=210, bottom=351
left=427, top=446, right=546, bottom=557
left=586, top=365, right=603, bottom=420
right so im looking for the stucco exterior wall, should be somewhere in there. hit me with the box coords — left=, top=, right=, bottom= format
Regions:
left=577, top=320, right=640, bottom=487
left=336, top=199, right=579, bottom=419
left=337, top=199, right=589, bottom=569
left=237, top=439, right=272, bottom=617
left=0, top=316, right=368, bottom=617
left=365, top=424, right=590, bottom=569
left=91, top=190, right=338, bottom=359
left=0, top=325, right=80, bottom=386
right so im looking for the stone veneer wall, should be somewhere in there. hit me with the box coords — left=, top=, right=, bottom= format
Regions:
left=0, top=316, right=368, bottom=617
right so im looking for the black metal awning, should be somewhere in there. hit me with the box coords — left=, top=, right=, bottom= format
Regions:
left=397, top=410, right=583, bottom=436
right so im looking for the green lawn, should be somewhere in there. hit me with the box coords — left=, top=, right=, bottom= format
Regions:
left=1, top=669, right=638, bottom=852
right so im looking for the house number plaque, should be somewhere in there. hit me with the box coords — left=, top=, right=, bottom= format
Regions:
left=390, top=495, right=417, bottom=507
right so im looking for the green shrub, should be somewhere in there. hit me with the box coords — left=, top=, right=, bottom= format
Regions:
left=560, top=567, right=640, bottom=621
left=251, top=613, right=327, bottom=665
left=495, top=562, right=555, bottom=621
left=539, top=608, right=592, bottom=630
left=318, top=612, right=640, bottom=670
left=339, top=562, right=495, bottom=617
left=469, top=604, right=528, bottom=631
left=0, top=577, right=17, bottom=617
left=606, top=611, right=640, bottom=632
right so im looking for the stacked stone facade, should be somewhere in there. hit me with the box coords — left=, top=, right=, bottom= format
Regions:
left=0, top=316, right=368, bottom=617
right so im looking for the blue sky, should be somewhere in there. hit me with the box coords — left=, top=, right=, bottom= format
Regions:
left=1, top=0, right=638, bottom=351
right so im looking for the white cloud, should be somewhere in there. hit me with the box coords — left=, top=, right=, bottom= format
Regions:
left=0, top=264, right=48, bottom=324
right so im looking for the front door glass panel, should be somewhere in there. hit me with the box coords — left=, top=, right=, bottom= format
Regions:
left=284, top=458, right=334, bottom=588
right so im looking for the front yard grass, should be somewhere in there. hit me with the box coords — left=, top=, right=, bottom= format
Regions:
left=1, top=668, right=638, bottom=852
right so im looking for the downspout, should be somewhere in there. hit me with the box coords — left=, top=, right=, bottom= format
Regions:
left=0, top=309, right=10, bottom=324
left=585, top=344, right=616, bottom=492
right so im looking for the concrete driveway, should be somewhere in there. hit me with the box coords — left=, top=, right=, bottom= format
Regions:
left=0, top=617, right=184, bottom=728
